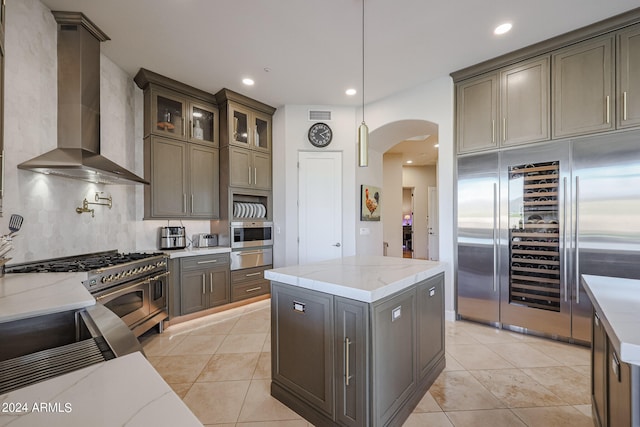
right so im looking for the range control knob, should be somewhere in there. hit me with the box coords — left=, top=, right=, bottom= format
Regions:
left=101, top=276, right=108, bottom=283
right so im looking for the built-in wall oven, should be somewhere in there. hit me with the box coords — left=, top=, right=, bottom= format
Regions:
left=231, top=221, right=273, bottom=248
left=229, top=221, right=273, bottom=271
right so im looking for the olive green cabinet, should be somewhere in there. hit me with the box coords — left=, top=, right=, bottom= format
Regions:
left=180, top=254, right=230, bottom=315
left=0, top=0, right=5, bottom=213
left=271, top=273, right=445, bottom=427
left=216, top=89, right=275, bottom=196
left=553, top=36, right=615, bottom=138
left=230, top=265, right=271, bottom=302
left=591, top=309, right=640, bottom=427
left=135, top=69, right=220, bottom=219
left=456, top=73, right=499, bottom=153
left=227, top=146, right=272, bottom=191
left=456, top=56, right=550, bottom=153
left=618, top=23, right=640, bottom=129
left=500, top=57, right=550, bottom=147
left=144, top=136, right=219, bottom=219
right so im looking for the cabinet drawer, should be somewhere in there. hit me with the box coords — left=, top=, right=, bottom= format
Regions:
left=231, top=280, right=270, bottom=301
left=230, top=265, right=271, bottom=284
left=181, top=253, right=229, bottom=270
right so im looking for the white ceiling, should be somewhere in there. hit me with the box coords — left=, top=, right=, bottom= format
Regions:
left=38, top=0, right=640, bottom=165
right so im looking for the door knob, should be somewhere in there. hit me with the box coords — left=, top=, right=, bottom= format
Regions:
left=333, top=243, right=341, bottom=247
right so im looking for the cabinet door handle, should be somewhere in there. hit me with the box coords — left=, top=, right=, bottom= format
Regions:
left=254, top=168, right=257, bottom=185
left=491, top=119, right=495, bottom=143
left=245, top=286, right=262, bottom=293
left=606, top=95, right=610, bottom=124
left=245, top=272, right=262, bottom=277
left=197, top=259, right=218, bottom=264
left=183, top=194, right=187, bottom=213
left=503, top=117, right=506, bottom=142
left=0, top=149, right=4, bottom=198
left=191, top=194, right=194, bottom=214
left=623, top=91, right=628, bottom=121
left=248, top=167, right=252, bottom=185
left=345, top=337, right=352, bottom=386
left=202, top=274, right=206, bottom=294
left=210, top=273, right=213, bottom=293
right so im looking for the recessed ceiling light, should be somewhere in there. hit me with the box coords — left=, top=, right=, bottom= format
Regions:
left=406, top=160, right=413, bottom=164
left=242, top=78, right=255, bottom=86
left=494, top=23, right=512, bottom=35
left=346, top=88, right=357, bottom=96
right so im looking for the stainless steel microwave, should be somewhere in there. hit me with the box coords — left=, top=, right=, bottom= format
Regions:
left=230, top=221, right=273, bottom=248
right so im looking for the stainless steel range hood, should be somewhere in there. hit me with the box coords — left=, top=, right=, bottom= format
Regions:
left=18, top=12, right=149, bottom=185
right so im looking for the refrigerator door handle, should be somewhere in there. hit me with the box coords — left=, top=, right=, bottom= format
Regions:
left=563, top=177, right=568, bottom=302
left=575, top=176, right=580, bottom=304
left=493, top=182, right=498, bottom=293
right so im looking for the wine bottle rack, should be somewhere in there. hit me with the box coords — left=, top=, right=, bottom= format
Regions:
left=508, top=161, right=560, bottom=312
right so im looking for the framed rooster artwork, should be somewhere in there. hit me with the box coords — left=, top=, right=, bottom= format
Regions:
left=360, top=185, right=381, bottom=221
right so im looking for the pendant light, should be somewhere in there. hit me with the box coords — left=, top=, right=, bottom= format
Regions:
left=358, top=0, right=369, bottom=167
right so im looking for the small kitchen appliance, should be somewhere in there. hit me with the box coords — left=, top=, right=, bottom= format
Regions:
left=193, top=233, right=218, bottom=248
left=159, top=226, right=186, bottom=249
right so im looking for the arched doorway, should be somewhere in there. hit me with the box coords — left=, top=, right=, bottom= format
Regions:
left=368, top=120, right=439, bottom=260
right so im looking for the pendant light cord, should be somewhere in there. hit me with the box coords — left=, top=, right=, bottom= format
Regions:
left=362, top=0, right=365, bottom=123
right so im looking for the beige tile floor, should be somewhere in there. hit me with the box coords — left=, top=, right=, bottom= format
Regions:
left=140, top=299, right=594, bottom=427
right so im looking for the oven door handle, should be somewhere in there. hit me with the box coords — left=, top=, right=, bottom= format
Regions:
left=149, top=271, right=170, bottom=282
left=235, top=251, right=265, bottom=256
left=95, top=280, right=149, bottom=301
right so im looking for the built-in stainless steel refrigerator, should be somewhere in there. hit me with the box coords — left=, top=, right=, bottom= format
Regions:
left=457, top=130, right=640, bottom=343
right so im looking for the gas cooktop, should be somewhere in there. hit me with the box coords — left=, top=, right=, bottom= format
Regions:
left=4, top=250, right=165, bottom=274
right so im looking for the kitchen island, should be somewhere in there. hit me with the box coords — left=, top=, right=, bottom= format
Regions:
left=582, top=275, right=640, bottom=427
left=265, top=256, right=446, bottom=427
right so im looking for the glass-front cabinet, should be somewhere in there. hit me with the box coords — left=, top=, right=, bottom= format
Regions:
left=135, top=69, right=219, bottom=147
left=227, top=103, right=271, bottom=152
left=149, top=90, right=218, bottom=146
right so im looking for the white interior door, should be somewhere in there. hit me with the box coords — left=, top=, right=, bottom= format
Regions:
left=428, top=186, right=439, bottom=261
left=298, top=151, right=342, bottom=264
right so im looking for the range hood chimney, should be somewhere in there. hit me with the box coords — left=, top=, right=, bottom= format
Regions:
left=18, top=11, right=149, bottom=185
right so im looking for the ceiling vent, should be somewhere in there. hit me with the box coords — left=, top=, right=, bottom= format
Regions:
left=309, top=110, right=332, bottom=121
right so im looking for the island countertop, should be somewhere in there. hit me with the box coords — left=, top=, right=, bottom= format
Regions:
left=0, top=273, right=95, bottom=324
left=582, top=274, right=640, bottom=366
left=264, top=255, right=445, bottom=303
left=0, top=351, right=203, bottom=427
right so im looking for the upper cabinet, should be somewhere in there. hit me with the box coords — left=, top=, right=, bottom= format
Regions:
left=456, top=73, right=499, bottom=153
left=453, top=11, right=640, bottom=154
left=0, top=0, right=5, bottom=213
left=552, top=36, right=615, bottom=138
left=456, top=56, right=550, bottom=154
left=135, top=69, right=219, bottom=147
left=617, top=23, right=640, bottom=129
left=501, top=57, right=550, bottom=146
left=135, top=69, right=220, bottom=220
left=216, top=88, right=275, bottom=192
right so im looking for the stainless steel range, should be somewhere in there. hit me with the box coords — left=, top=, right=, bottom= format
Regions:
left=5, top=250, right=169, bottom=337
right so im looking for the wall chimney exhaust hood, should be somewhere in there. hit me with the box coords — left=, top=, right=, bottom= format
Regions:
left=18, top=11, right=149, bottom=185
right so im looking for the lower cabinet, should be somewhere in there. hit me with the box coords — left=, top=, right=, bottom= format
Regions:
left=271, top=273, right=445, bottom=427
left=591, top=310, right=640, bottom=427
left=180, top=254, right=230, bottom=315
left=230, top=265, right=271, bottom=302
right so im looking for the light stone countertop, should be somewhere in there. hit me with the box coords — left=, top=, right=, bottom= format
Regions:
left=265, top=255, right=446, bottom=303
left=0, top=351, right=203, bottom=427
left=162, top=246, right=231, bottom=259
left=582, top=274, right=640, bottom=366
left=0, top=273, right=94, bottom=324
